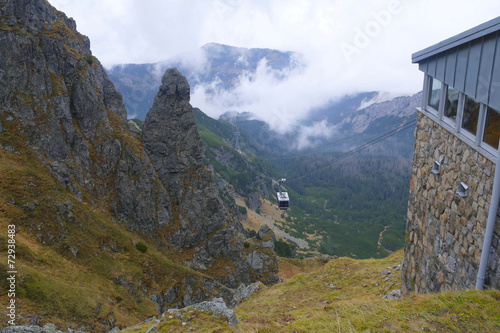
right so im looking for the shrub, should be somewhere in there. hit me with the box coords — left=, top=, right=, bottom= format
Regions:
left=135, top=242, right=148, bottom=253
left=238, top=206, right=248, bottom=215
left=274, top=240, right=293, bottom=258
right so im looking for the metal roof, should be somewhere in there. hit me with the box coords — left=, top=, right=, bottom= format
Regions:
left=277, top=192, right=289, bottom=201
left=412, top=16, right=500, bottom=63
left=412, top=16, right=500, bottom=110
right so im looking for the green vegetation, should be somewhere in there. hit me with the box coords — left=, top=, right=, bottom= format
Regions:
left=274, top=240, right=294, bottom=258
left=280, top=156, right=410, bottom=258
left=135, top=242, right=148, bottom=253
left=238, top=205, right=247, bottom=215
left=193, top=106, right=412, bottom=258
left=193, top=108, right=270, bottom=199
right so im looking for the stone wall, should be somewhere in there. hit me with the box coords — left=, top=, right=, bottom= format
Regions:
left=401, top=111, right=500, bottom=293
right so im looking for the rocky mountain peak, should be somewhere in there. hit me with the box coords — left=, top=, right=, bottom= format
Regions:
left=142, top=68, right=203, bottom=173
left=158, top=68, right=191, bottom=101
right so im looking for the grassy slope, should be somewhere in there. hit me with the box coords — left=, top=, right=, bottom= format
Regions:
left=0, top=114, right=223, bottom=331
left=122, top=250, right=500, bottom=332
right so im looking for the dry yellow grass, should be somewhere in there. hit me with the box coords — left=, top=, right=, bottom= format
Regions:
left=235, top=197, right=267, bottom=231
left=121, top=250, right=500, bottom=333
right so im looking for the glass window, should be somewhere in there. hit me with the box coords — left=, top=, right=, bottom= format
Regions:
left=444, top=86, right=459, bottom=120
left=428, top=78, right=442, bottom=112
left=462, top=96, right=480, bottom=136
left=483, top=106, right=500, bottom=149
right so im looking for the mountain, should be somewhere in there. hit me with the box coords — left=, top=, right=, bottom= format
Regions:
left=106, top=43, right=299, bottom=120
left=340, top=93, right=421, bottom=134
left=0, top=0, right=277, bottom=330
left=304, top=91, right=379, bottom=126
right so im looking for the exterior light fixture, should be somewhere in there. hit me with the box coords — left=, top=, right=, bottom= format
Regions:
left=457, top=182, right=468, bottom=197
left=432, top=161, right=441, bottom=175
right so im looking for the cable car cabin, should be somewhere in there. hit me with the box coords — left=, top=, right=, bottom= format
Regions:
left=277, top=191, right=290, bottom=210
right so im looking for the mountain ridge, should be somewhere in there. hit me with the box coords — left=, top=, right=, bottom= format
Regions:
left=0, top=0, right=277, bottom=330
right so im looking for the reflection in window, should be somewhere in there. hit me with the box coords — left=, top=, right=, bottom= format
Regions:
left=428, top=78, right=442, bottom=112
left=462, top=96, right=480, bottom=135
left=483, top=106, right=500, bottom=149
left=444, top=86, right=459, bottom=120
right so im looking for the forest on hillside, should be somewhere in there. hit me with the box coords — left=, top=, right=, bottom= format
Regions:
left=193, top=107, right=415, bottom=259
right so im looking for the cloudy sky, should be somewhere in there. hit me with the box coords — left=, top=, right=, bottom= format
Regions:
left=50, top=0, right=500, bottom=130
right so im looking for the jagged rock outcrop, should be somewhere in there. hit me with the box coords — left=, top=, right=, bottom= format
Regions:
left=229, top=281, right=266, bottom=308
left=141, top=68, right=279, bottom=289
left=0, top=0, right=278, bottom=329
left=142, top=69, right=231, bottom=249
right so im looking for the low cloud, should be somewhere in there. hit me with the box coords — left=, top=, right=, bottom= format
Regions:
left=53, top=0, right=500, bottom=137
left=293, top=120, right=339, bottom=150
left=357, top=92, right=402, bottom=110
left=191, top=57, right=316, bottom=133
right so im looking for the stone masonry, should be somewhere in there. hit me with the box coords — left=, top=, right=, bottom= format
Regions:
left=402, top=111, right=500, bottom=293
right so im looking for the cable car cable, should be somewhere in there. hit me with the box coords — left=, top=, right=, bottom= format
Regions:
left=240, top=117, right=416, bottom=186
left=287, top=119, right=416, bottom=183
left=263, top=113, right=417, bottom=161
left=229, top=116, right=416, bottom=211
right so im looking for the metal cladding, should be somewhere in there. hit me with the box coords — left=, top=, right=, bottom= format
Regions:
left=412, top=16, right=500, bottom=111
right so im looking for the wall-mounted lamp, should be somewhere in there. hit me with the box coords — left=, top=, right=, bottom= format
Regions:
left=432, top=161, right=441, bottom=175
left=457, top=182, right=468, bottom=197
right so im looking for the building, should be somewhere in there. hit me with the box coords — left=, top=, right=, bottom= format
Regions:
left=402, top=17, right=500, bottom=293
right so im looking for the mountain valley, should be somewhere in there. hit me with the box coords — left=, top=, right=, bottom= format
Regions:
left=108, top=43, right=421, bottom=259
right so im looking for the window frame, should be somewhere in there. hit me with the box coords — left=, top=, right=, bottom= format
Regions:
left=442, top=85, right=461, bottom=128
left=460, top=95, right=482, bottom=141
left=455, top=93, right=465, bottom=133
left=426, top=76, right=442, bottom=115
left=475, top=104, right=487, bottom=147
left=422, top=74, right=499, bottom=157
left=482, top=139, right=499, bottom=155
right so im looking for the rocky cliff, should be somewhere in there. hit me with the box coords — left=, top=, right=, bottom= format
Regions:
left=0, top=0, right=277, bottom=330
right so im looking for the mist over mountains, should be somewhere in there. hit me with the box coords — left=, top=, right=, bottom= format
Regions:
left=107, top=43, right=299, bottom=121
left=107, top=43, right=418, bottom=151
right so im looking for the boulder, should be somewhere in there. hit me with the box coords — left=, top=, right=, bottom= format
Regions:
left=230, top=282, right=265, bottom=308
left=167, top=298, right=238, bottom=326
